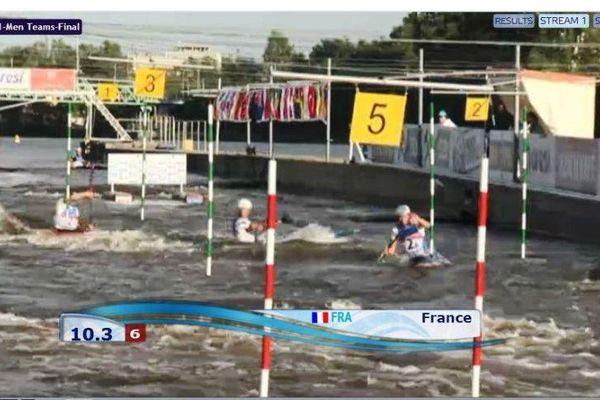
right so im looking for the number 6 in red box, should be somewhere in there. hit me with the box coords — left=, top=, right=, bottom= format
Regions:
left=125, top=324, right=146, bottom=343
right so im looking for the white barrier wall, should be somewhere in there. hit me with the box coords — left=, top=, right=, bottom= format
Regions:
left=108, top=153, right=187, bottom=186
left=369, top=124, right=600, bottom=197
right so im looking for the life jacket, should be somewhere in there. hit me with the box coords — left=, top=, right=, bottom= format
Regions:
left=232, top=216, right=255, bottom=243
left=391, top=223, right=428, bottom=258
left=54, top=200, right=79, bottom=231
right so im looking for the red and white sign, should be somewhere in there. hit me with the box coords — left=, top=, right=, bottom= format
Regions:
left=31, top=68, right=77, bottom=91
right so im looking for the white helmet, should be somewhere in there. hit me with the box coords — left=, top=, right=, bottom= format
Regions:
left=238, top=198, right=253, bottom=210
left=395, top=204, right=410, bottom=216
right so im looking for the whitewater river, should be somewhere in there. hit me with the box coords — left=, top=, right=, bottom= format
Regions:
left=1, top=138, right=599, bottom=397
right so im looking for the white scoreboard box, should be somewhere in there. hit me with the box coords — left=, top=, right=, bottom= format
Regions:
left=108, top=153, right=187, bottom=186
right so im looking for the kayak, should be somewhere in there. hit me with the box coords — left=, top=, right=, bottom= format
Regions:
left=377, top=252, right=451, bottom=268
left=51, top=228, right=90, bottom=235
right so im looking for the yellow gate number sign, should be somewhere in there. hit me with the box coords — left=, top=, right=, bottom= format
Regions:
left=97, top=83, right=120, bottom=102
left=465, top=97, right=490, bottom=122
left=134, top=68, right=167, bottom=99
left=350, top=92, right=407, bottom=147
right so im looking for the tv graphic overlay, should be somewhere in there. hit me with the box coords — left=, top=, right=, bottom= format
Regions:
left=60, top=301, right=504, bottom=351
left=60, top=314, right=146, bottom=343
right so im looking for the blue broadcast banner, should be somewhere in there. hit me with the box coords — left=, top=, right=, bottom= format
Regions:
left=69, top=301, right=504, bottom=353
left=261, top=310, right=480, bottom=340
left=0, top=19, right=82, bottom=35
left=539, top=14, right=589, bottom=28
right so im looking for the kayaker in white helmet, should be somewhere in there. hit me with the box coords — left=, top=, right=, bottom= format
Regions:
left=232, top=198, right=267, bottom=243
left=385, top=204, right=431, bottom=261
left=53, top=190, right=95, bottom=232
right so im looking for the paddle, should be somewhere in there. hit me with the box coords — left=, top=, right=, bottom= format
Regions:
left=87, top=162, right=96, bottom=224
left=280, top=212, right=309, bottom=227
left=377, top=233, right=400, bottom=263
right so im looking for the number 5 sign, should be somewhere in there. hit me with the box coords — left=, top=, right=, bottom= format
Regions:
left=134, top=68, right=167, bottom=99
left=464, top=97, right=490, bottom=122
left=350, top=92, right=407, bottom=147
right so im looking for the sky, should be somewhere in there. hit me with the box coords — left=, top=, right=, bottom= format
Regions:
left=0, top=12, right=409, bottom=58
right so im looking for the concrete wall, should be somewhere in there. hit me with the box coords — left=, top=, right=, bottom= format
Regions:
left=187, top=153, right=600, bottom=245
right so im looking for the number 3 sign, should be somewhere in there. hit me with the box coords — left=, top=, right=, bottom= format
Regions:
left=134, top=68, right=167, bottom=99
left=350, top=92, right=407, bottom=147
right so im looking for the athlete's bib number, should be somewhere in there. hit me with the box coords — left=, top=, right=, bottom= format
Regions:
left=404, top=236, right=425, bottom=257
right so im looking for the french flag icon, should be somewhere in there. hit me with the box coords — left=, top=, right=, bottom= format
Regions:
left=311, top=311, right=329, bottom=324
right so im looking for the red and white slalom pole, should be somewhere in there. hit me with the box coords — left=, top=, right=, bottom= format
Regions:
left=260, top=159, right=277, bottom=397
left=472, top=120, right=491, bottom=398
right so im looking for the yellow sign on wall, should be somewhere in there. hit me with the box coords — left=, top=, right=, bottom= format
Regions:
left=134, top=68, right=167, bottom=99
left=350, top=92, right=407, bottom=147
left=97, top=83, right=120, bottom=102
left=465, top=97, right=490, bottom=122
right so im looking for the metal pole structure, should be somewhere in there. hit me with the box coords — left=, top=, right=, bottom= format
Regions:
left=418, top=48, right=425, bottom=168
left=269, top=74, right=274, bottom=158
left=471, top=103, right=491, bottom=398
left=140, top=104, right=148, bottom=221
left=216, top=77, right=222, bottom=154
left=513, top=45, right=521, bottom=183
left=348, top=86, right=357, bottom=162
left=246, top=84, right=251, bottom=148
left=85, top=101, right=92, bottom=142
left=75, top=37, right=80, bottom=73
left=171, top=117, right=175, bottom=147
left=521, top=106, right=529, bottom=259
left=418, top=49, right=424, bottom=126
left=206, top=105, right=215, bottom=276
left=65, top=102, right=72, bottom=203
left=326, top=58, right=332, bottom=162
left=271, top=69, right=494, bottom=92
left=260, top=159, right=277, bottom=397
left=429, top=102, right=435, bottom=255
left=196, top=121, right=201, bottom=152
left=203, top=121, right=208, bottom=152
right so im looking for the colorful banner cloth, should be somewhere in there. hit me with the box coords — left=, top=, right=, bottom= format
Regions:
left=216, top=83, right=328, bottom=123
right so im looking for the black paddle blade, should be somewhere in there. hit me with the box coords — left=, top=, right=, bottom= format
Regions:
left=280, top=212, right=294, bottom=224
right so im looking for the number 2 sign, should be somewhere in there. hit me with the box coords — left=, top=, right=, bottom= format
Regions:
left=464, top=97, right=490, bottom=122
left=134, top=68, right=167, bottom=99
left=350, top=92, right=407, bottom=147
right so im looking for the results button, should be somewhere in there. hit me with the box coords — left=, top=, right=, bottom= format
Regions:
left=493, top=14, right=535, bottom=28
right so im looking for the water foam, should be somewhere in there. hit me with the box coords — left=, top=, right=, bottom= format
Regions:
left=22, top=229, right=195, bottom=253
left=277, top=223, right=351, bottom=244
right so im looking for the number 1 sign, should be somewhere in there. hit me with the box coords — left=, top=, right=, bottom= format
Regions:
left=350, top=92, right=407, bottom=147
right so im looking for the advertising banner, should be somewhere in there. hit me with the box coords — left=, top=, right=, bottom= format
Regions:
left=31, top=68, right=77, bottom=91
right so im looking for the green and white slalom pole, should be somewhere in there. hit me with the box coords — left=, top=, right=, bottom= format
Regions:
left=65, top=102, right=73, bottom=203
left=429, top=102, right=436, bottom=255
left=206, top=104, right=215, bottom=276
left=520, top=107, right=529, bottom=259
left=140, top=103, right=149, bottom=221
